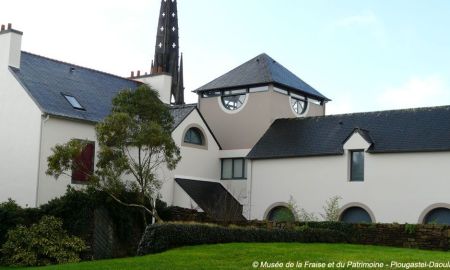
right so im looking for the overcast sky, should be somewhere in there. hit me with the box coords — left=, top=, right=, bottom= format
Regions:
left=2, top=0, right=450, bottom=114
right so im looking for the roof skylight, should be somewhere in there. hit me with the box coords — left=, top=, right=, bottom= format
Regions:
left=63, top=94, right=84, bottom=110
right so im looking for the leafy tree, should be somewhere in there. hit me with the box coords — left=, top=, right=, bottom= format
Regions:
left=46, top=85, right=181, bottom=223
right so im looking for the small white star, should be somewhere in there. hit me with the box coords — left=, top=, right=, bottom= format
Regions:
left=172, top=12, right=176, bottom=17
left=172, top=26, right=176, bottom=31
left=172, top=43, right=177, bottom=48
left=158, top=42, right=162, bottom=48
left=160, top=26, right=164, bottom=31
left=162, top=12, right=166, bottom=17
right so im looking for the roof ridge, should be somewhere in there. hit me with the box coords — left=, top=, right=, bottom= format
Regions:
left=277, top=104, right=450, bottom=122
left=21, top=51, right=140, bottom=84
left=259, top=53, right=273, bottom=82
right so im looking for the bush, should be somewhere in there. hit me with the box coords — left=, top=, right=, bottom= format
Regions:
left=1, top=216, right=87, bottom=266
left=137, top=222, right=348, bottom=255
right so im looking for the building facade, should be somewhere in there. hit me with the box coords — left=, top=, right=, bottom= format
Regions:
left=0, top=0, right=449, bottom=224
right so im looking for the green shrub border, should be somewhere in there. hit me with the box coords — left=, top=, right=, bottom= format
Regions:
left=137, top=223, right=348, bottom=255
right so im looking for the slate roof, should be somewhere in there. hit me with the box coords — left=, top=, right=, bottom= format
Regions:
left=12, top=51, right=140, bottom=122
left=169, top=104, right=197, bottom=130
left=247, top=105, right=450, bottom=159
left=175, top=178, right=246, bottom=221
left=195, top=53, right=329, bottom=101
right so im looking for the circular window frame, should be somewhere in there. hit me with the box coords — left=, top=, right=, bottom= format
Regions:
left=264, top=202, right=297, bottom=222
left=218, top=93, right=249, bottom=114
left=418, top=203, right=450, bottom=224
left=339, top=202, right=376, bottom=223
left=289, top=96, right=309, bottom=116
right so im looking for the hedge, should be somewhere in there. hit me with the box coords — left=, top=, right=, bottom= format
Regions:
left=0, top=187, right=156, bottom=260
left=137, top=223, right=348, bottom=255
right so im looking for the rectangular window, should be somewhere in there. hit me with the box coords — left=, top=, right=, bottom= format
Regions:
left=63, top=94, right=85, bottom=110
left=72, top=141, right=95, bottom=184
left=249, top=86, right=269, bottom=93
left=273, top=87, right=288, bottom=95
left=221, top=158, right=246, bottom=180
left=350, top=150, right=364, bottom=181
left=201, top=90, right=221, bottom=98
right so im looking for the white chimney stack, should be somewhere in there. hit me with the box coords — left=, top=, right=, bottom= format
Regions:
left=0, top=23, right=23, bottom=69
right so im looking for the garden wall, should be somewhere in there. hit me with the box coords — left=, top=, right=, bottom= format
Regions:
left=228, top=221, right=450, bottom=251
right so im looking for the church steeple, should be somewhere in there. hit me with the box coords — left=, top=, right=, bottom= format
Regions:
left=151, top=0, right=184, bottom=105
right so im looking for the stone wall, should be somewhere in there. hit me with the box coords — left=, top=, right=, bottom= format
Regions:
left=223, top=221, right=450, bottom=251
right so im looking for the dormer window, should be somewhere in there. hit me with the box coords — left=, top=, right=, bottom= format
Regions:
left=63, top=94, right=84, bottom=110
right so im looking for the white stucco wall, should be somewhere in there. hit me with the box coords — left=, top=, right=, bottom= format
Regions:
left=250, top=150, right=450, bottom=224
left=0, top=30, right=43, bottom=207
left=137, top=74, right=172, bottom=104
left=168, top=109, right=221, bottom=208
left=0, top=67, right=42, bottom=207
left=218, top=149, right=250, bottom=207
left=37, top=117, right=97, bottom=205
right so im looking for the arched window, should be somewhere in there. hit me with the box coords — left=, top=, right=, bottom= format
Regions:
left=184, top=127, right=204, bottom=145
left=340, top=206, right=373, bottom=223
left=424, top=208, right=450, bottom=225
left=267, top=206, right=295, bottom=222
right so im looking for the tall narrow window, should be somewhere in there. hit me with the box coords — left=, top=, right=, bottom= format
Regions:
left=221, top=158, right=246, bottom=180
left=72, top=141, right=95, bottom=183
left=350, top=150, right=364, bottom=181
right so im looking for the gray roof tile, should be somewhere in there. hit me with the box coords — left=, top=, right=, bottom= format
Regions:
left=195, top=53, right=329, bottom=101
left=247, top=105, right=450, bottom=159
left=12, top=51, right=140, bottom=122
left=169, top=104, right=197, bottom=130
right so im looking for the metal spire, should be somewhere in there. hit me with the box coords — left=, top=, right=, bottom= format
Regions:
left=151, top=0, right=184, bottom=105
left=176, top=53, right=184, bottom=104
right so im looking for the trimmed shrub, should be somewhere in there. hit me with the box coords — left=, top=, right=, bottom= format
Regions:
left=1, top=216, right=87, bottom=266
left=137, top=222, right=348, bottom=255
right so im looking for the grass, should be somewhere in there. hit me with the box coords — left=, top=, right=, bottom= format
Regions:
left=1, top=243, right=449, bottom=270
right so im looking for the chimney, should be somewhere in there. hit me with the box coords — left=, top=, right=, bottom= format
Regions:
left=0, top=23, right=23, bottom=69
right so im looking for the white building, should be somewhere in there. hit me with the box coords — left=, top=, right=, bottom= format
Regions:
left=1, top=0, right=449, bottom=225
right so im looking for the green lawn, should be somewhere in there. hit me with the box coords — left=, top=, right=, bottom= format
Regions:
left=1, top=243, right=449, bottom=270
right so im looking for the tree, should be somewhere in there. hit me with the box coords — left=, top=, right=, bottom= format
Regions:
left=47, top=85, right=181, bottom=223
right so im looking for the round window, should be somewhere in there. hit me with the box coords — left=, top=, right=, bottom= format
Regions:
left=221, top=94, right=246, bottom=111
left=291, top=97, right=307, bottom=115
left=424, top=207, right=450, bottom=225
left=340, top=207, right=372, bottom=223
left=267, top=206, right=295, bottom=222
